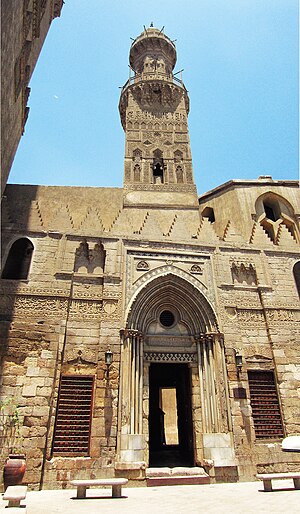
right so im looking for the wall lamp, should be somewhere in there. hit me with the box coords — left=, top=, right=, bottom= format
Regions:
left=234, top=350, right=243, bottom=374
left=105, top=349, right=113, bottom=377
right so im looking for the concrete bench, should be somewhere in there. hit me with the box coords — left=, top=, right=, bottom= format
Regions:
left=70, top=478, right=128, bottom=498
left=3, top=485, right=28, bottom=507
left=256, top=472, right=300, bottom=492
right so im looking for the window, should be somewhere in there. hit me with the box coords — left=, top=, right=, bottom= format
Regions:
left=263, top=202, right=279, bottom=222
left=52, top=375, right=94, bottom=456
left=159, top=310, right=175, bottom=328
left=293, top=262, right=300, bottom=298
left=153, top=149, right=164, bottom=184
left=1, top=238, right=34, bottom=280
left=176, top=165, right=183, bottom=183
left=202, top=207, right=215, bottom=223
left=248, top=371, right=284, bottom=440
left=134, top=164, right=141, bottom=182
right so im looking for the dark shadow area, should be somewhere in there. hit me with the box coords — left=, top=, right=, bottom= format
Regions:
left=71, top=494, right=128, bottom=500
left=149, top=363, right=194, bottom=468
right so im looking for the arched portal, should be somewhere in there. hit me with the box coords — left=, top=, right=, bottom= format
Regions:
left=117, top=273, right=232, bottom=470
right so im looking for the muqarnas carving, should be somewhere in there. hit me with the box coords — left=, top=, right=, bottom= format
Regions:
left=231, top=262, right=257, bottom=285
left=74, top=240, right=106, bottom=274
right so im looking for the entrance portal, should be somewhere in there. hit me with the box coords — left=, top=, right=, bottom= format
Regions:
left=149, top=363, right=194, bottom=467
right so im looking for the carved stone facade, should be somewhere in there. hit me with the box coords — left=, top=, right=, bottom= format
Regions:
left=1, top=0, right=64, bottom=194
left=1, top=26, right=300, bottom=490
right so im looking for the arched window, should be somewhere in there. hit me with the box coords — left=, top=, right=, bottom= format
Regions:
left=263, top=201, right=280, bottom=222
left=255, top=193, right=299, bottom=244
left=176, top=166, right=183, bottom=183
left=134, top=164, right=141, bottom=182
left=293, top=262, right=300, bottom=298
left=153, top=149, right=164, bottom=184
left=1, top=238, right=34, bottom=280
left=202, top=206, right=215, bottom=223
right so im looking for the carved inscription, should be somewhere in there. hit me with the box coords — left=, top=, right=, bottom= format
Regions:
left=14, top=296, right=68, bottom=317
left=127, top=110, right=187, bottom=122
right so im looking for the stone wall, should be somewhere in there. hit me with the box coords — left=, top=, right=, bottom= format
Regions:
left=1, top=1, right=63, bottom=194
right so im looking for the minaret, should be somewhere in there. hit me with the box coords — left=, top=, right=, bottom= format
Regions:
left=119, top=26, right=198, bottom=207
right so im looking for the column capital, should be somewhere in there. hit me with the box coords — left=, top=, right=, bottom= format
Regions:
left=194, top=332, right=223, bottom=344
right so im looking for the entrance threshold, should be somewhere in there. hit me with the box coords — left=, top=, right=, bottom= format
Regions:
left=146, top=466, right=210, bottom=487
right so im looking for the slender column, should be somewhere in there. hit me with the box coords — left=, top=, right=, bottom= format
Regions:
left=134, top=335, right=140, bottom=433
left=119, top=329, right=144, bottom=436
left=208, top=338, right=218, bottom=431
left=196, top=339, right=207, bottom=433
left=203, top=339, right=212, bottom=431
left=219, top=336, right=232, bottom=431
left=130, top=333, right=136, bottom=434
left=117, top=330, right=125, bottom=453
left=138, top=336, right=144, bottom=433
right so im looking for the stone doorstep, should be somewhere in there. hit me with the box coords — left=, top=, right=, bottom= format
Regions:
left=146, top=467, right=208, bottom=477
left=146, top=475, right=210, bottom=487
left=146, top=467, right=210, bottom=487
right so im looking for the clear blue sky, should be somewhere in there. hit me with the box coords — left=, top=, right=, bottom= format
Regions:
left=8, top=0, right=299, bottom=195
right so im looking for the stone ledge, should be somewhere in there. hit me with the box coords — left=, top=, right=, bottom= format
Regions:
left=115, top=461, right=146, bottom=470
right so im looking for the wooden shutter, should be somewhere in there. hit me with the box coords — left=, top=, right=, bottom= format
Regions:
left=52, top=375, right=94, bottom=456
left=248, top=370, right=284, bottom=440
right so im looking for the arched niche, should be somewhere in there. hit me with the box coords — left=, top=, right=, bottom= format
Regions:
left=1, top=237, right=34, bottom=280
left=293, top=261, right=300, bottom=298
left=126, top=272, right=219, bottom=336
left=255, top=192, right=299, bottom=243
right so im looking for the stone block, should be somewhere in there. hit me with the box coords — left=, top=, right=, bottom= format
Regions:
left=26, top=367, right=41, bottom=377
left=22, top=384, right=37, bottom=397
left=40, top=350, right=53, bottom=359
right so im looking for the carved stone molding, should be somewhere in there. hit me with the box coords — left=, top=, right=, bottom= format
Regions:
left=64, top=349, right=97, bottom=366
left=265, top=309, right=298, bottom=323
left=190, top=264, right=203, bottom=275
left=136, top=260, right=149, bottom=271
left=237, top=309, right=265, bottom=325
left=69, top=299, right=102, bottom=320
left=0, top=283, right=69, bottom=298
left=126, top=263, right=210, bottom=309
left=14, top=295, right=68, bottom=317
left=144, top=351, right=196, bottom=363
left=124, top=183, right=196, bottom=193
left=103, top=300, right=118, bottom=315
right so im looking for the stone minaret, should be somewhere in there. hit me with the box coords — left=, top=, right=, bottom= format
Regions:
left=119, top=26, right=198, bottom=207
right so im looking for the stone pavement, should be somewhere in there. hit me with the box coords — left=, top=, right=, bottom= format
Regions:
left=1, top=480, right=300, bottom=514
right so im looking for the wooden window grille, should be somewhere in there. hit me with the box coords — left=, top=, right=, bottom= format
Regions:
left=52, top=375, right=94, bottom=456
left=248, top=370, right=284, bottom=440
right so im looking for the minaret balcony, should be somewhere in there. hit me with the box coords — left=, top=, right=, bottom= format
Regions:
left=120, top=72, right=187, bottom=96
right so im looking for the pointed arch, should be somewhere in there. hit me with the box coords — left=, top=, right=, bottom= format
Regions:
left=255, top=192, right=299, bottom=243
left=126, top=272, right=219, bottom=335
left=175, top=165, right=184, bottom=183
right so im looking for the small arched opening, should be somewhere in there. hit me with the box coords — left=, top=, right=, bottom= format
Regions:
left=1, top=238, right=34, bottom=280
left=293, top=262, right=300, bottom=298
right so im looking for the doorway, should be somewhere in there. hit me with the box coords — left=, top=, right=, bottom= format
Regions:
left=149, top=363, right=194, bottom=467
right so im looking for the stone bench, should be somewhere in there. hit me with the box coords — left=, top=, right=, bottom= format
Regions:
left=3, top=485, right=28, bottom=507
left=256, top=472, right=300, bottom=492
left=70, top=478, right=128, bottom=498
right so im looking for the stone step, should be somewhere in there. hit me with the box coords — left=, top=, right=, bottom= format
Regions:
left=146, top=467, right=210, bottom=487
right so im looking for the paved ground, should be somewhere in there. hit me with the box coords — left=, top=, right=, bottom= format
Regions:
left=1, top=480, right=300, bottom=514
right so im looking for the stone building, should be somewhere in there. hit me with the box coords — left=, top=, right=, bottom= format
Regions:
left=0, top=26, right=299, bottom=489
left=1, top=0, right=64, bottom=194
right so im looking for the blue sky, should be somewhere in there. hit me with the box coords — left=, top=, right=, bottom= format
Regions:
left=8, top=0, right=299, bottom=195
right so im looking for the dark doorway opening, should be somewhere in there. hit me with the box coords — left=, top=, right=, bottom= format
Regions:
left=149, top=363, right=194, bottom=467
